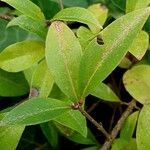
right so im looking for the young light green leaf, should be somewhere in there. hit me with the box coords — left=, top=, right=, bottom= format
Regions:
left=7, top=15, right=47, bottom=39
left=54, top=109, right=87, bottom=137
left=88, top=3, right=108, bottom=26
left=137, top=104, right=150, bottom=150
left=0, top=98, right=70, bottom=126
left=30, top=60, right=54, bottom=98
left=123, top=65, right=150, bottom=104
left=90, top=83, right=120, bottom=102
left=112, top=138, right=137, bottom=150
left=129, top=31, right=149, bottom=60
left=46, top=21, right=82, bottom=102
left=126, top=0, right=150, bottom=13
left=0, top=69, right=29, bottom=97
left=78, top=7, right=150, bottom=98
left=1, top=0, right=45, bottom=20
left=120, top=111, right=139, bottom=140
left=0, top=40, right=45, bottom=72
left=52, top=7, right=102, bottom=33
left=0, top=125, right=25, bottom=150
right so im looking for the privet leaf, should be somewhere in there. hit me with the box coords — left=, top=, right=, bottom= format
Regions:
left=54, top=109, right=87, bottom=137
left=30, top=61, right=54, bottom=98
left=0, top=19, right=40, bottom=52
left=0, top=98, right=70, bottom=126
left=0, top=40, right=45, bottom=72
left=90, top=83, right=120, bottom=102
left=129, top=31, right=149, bottom=60
left=78, top=7, right=150, bottom=98
left=1, top=0, right=45, bottom=20
left=126, top=0, right=150, bottom=13
left=0, top=125, right=25, bottom=150
left=52, top=7, right=102, bottom=33
left=123, top=65, right=150, bottom=104
left=46, top=21, right=82, bottom=102
left=137, top=105, right=150, bottom=150
left=120, top=111, right=139, bottom=140
left=7, top=15, right=47, bottom=39
left=0, top=69, right=29, bottom=97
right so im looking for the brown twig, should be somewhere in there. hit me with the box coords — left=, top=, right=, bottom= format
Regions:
left=87, top=101, right=100, bottom=113
left=0, top=13, right=13, bottom=21
left=78, top=106, right=110, bottom=139
left=100, top=99, right=136, bottom=150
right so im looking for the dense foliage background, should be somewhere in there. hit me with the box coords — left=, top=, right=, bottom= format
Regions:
left=0, top=0, right=150, bottom=150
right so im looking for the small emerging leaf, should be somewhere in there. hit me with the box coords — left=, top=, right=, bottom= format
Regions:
left=0, top=98, right=70, bottom=126
left=1, top=0, right=45, bottom=20
left=52, top=7, right=102, bottom=33
left=0, top=40, right=45, bottom=72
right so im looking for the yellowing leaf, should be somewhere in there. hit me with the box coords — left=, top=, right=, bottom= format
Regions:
left=52, top=7, right=102, bottom=33
left=123, top=65, right=150, bottom=104
left=0, top=41, right=45, bottom=72
left=46, top=21, right=82, bottom=102
left=129, top=31, right=149, bottom=60
left=88, top=3, right=108, bottom=26
left=1, top=0, right=45, bottom=20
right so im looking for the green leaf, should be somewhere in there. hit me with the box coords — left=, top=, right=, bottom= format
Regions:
left=0, top=69, right=29, bottom=97
left=46, top=21, right=82, bottom=102
left=1, top=0, right=45, bottom=20
left=119, top=57, right=132, bottom=69
left=0, top=19, right=40, bottom=52
left=129, top=31, right=149, bottom=60
left=137, top=104, right=150, bottom=150
left=0, top=98, right=70, bottom=126
left=41, top=122, right=58, bottom=148
left=30, top=60, right=54, bottom=98
left=78, top=7, right=150, bottom=98
left=52, top=7, right=102, bottom=33
left=123, top=65, right=150, bottom=104
left=90, top=83, right=120, bottom=102
left=126, top=0, right=150, bottom=13
left=0, top=40, right=45, bottom=72
left=7, top=15, right=47, bottom=39
left=120, top=111, right=139, bottom=140
left=88, top=3, right=108, bottom=26
left=112, top=138, right=137, bottom=150
left=54, top=109, right=87, bottom=137
left=0, top=125, right=25, bottom=150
